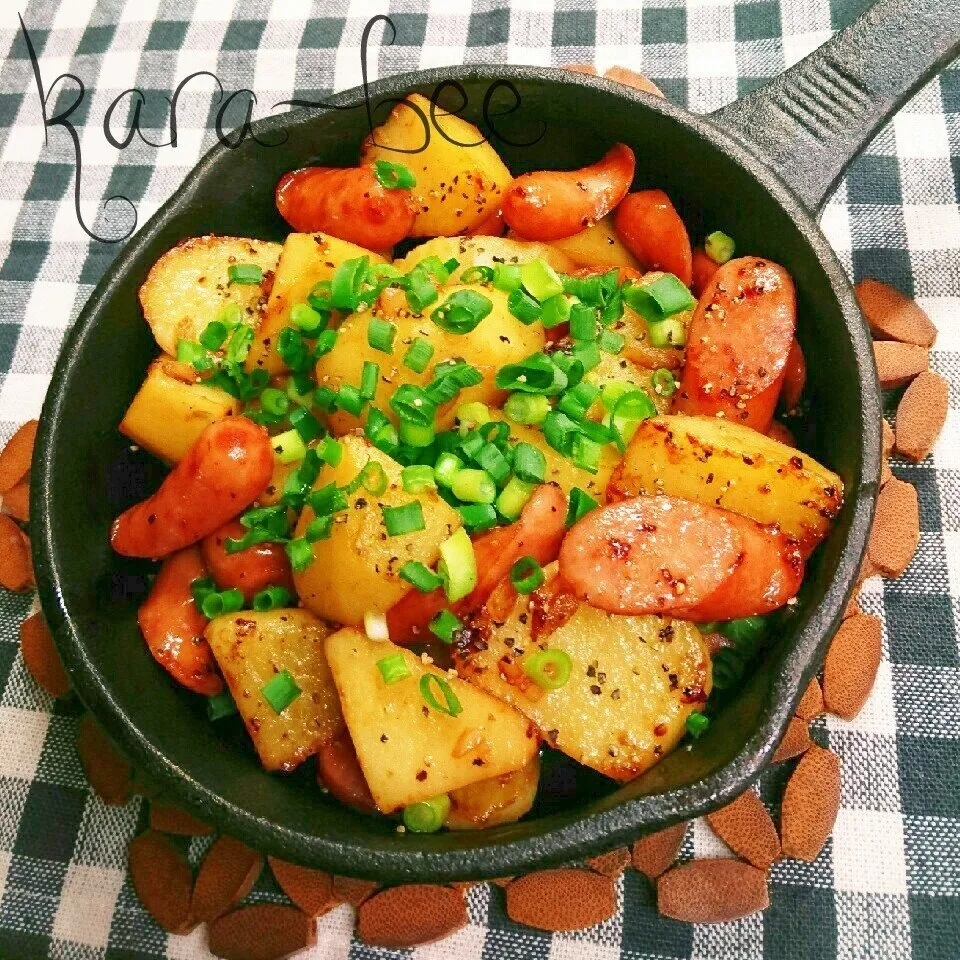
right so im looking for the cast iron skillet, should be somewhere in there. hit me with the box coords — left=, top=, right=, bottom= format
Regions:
left=32, top=0, right=958, bottom=882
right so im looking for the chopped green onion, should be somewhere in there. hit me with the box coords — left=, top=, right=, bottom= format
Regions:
left=359, top=361, right=380, bottom=401
left=277, top=327, right=310, bottom=370
left=647, top=315, right=687, bottom=348
left=458, top=430, right=484, bottom=461
left=571, top=342, right=601, bottom=372
left=568, top=302, right=597, bottom=341
left=367, top=317, right=396, bottom=354
left=438, top=527, right=476, bottom=602
left=377, top=653, right=411, bottom=685
left=599, top=292, right=624, bottom=327
left=705, top=230, right=735, bottom=264
left=720, top=616, right=768, bottom=648
left=260, top=387, right=290, bottom=418
left=290, top=302, right=327, bottom=334
left=382, top=502, right=426, bottom=537
left=599, top=329, right=625, bottom=354
left=416, top=255, right=453, bottom=284
left=507, top=288, right=542, bottom=325
left=314, top=385, right=338, bottom=412
left=228, top=263, right=264, bottom=285
left=496, top=353, right=567, bottom=395
left=542, top=293, right=577, bottom=330
left=227, top=323, right=255, bottom=365
left=651, top=368, right=677, bottom=397
left=504, top=393, right=551, bottom=426
left=543, top=410, right=581, bottom=456
left=579, top=419, right=613, bottom=445
left=496, top=476, right=535, bottom=521
left=521, top=259, right=564, bottom=302
left=390, top=384, right=436, bottom=427
left=399, top=561, right=443, bottom=593
left=331, top=256, right=369, bottom=310
left=286, top=538, right=315, bottom=573
left=253, top=586, right=292, bottom=612
left=455, top=402, right=491, bottom=431
left=177, top=339, right=211, bottom=371
left=402, top=464, right=436, bottom=493
left=374, top=159, right=416, bottom=189
left=402, top=337, right=434, bottom=374
left=475, top=443, right=511, bottom=486
left=608, top=389, right=657, bottom=451
left=207, top=691, right=238, bottom=721
left=429, top=609, right=462, bottom=644
left=309, top=483, right=348, bottom=518
left=434, top=451, right=464, bottom=488
left=318, top=436, right=343, bottom=466
left=402, top=794, right=451, bottom=834
left=460, top=265, right=494, bottom=284
left=405, top=266, right=438, bottom=313
left=511, top=556, right=545, bottom=594
left=458, top=502, right=498, bottom=533
left=512, top=442, right=546, bottom=484
left=451, top=468, right=496, bottom=504
left=216, top=302, right=243, bottom=328
left=271, top=428, right=306, bottom=464
left=306, top=515, right=334, bottom=542
left=686, top=712, right=711, bottom=739
left=360, top=461, right=388, bottom=495
left=566, top=487, right=599, bottom=527
left=623, top=273, right=696, bottom=323
left=308, top=280, right=333, bottom=312
left=419, top=673, right=463, bottom=717
left=432, top=290, right=493, bottom=334
left=191, top=577, right=216, bottom=608
left=571, top=434, right=602, bottom=474
left=489, top=262, right=520, bottom=293
left=200, top=320, right=228, bottom=351
left=522, top=648, right=572, bottom=690
left=201, top=588, right=244, bottom=619
left=314, top=329, right=338, bottom=358
left=288, top=406, right=322, bottom=442
left=336, top=383, right=365, bottom=417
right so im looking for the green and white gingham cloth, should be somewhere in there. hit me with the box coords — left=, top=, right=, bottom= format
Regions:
left=0, top=1, right=958, bottom=958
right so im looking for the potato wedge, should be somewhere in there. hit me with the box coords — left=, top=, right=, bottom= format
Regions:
left=315, top=283, right=545, bottom=434
left=293, top=436, right=460, bottom=624
left=139, top=236, right=281, bottom=356
left=458, top=570, right=710, bottom=780
left=247, top=232, right=386, bottom=375
left=609, top=415, right=844, bottom=547
left=120, top=358, right=241, bottom=463
left=391, top=235, right=576, bottom=277
left=519, top=215, right=640, bottom=272
left=361, top=93, right=512, bottom=237
left=325, top=628, right=537, bottom=813
left=447, top=756, right=540, bottom=830
left=204, top=609, right=343, bottom=772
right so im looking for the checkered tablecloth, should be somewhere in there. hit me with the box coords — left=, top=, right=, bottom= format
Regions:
left=0, top=1, right=957, bottom=958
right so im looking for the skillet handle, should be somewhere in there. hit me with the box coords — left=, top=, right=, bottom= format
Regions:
left=710, top=0, right=960, bottom=214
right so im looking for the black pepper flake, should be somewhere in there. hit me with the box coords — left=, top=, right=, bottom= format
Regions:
left=590, top=684, right=602, bottom=695
left=416, top=770, right=427, bottom=782
left=380, top=734, right=389, bottom=742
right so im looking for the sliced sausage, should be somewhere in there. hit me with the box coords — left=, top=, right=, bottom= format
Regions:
left=200, top=519, right=294, bottom=604
left=317, top=734, right=377, bottom=812
left=613, top=190, right=692, bottom=285
left=780, top=338, right=807, bottom=412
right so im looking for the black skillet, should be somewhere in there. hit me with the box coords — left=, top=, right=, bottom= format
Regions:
left=31, top=0, right=959, bottom=882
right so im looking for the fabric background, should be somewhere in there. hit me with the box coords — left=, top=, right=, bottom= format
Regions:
left=0, top=0, right=957, bottom=957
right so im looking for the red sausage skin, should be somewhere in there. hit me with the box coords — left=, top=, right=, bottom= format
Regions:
left=138, top=547, right=222, bottom=696
left=111, top=417, right=274, bottom=559
left=613, top=190, right=693, bottom=285
left=275, top=165, right=416, bottom=249
left=200, top=519, right=294, bottom=604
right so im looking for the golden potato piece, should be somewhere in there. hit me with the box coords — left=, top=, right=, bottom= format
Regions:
left=526, top=215, right=641, bottom=272
left=361, top=93, right=512, bottom=237
left=609, top=415, right=844, bottom=547
left=204, top=609, right=343, bottom=772
left=458, top=570, right=711, bottom=780
left=120, top=358, right=241, bottom=463
left=292, top=436, right=460, bottom=625
left=139, top=235, right=281, bottom=356
left=447, top=755, right=540, bottom=831
left=246, top=232, right=386, bottom=376
left=325, top=628, right=537, bottom=813
left=391, top=235, right=576, bottom=277
left=314, top=283, right=545, bottom=434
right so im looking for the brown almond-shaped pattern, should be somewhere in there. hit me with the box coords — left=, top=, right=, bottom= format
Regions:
left=77, top=715, right=131, bottom=805
left=20, top=612, right=70, bottom=698
left=856, top=278, right=938, bottom=347
left=706, top=791, right=781, bottom=871
left=823, top=614, right=882, bottom=721
left=771, top=717, right=813, bottom=764
left=0, top=421, right=37, bottom=493
left=873, top=341, right=928, bottom=389
left=868, top=478, right=919, bottom=579
left=148, top=801, right=213, bottom=837
left=0, top=514, right=32, bottom=592
left=207, top=904, right=316, bottom=960
left=605, top=66, right=665, bottom=97
left=333, top=875, right=379, bottom=907
left=843, top=592, right=861, bottom=620
left=882, top=418, right=895, bottom=457
left=881, top=458, right=893, bottom=487
left=357, top=885, right=468, bottom=948
left=128, top=830, right=195, bottom=934
left=490, top=876, right=514, bottom=888
left=795, top=678, right=824, bottom=721
left=781, top=745, right=841, bottom=862
left=268, top=857, right=337, bottom=918
left=191, top=836, right=263, bottom=924
left=587, top=847, right=632, bottom=879
left=632, top=821, right=688, bottom=878
left=895, top=371, right=949, bottom=462
left=657, top=859, right=769, bottom=923
left=562, top=63, right=597, bottom=75
left=3, top=481, right=29, bottom=522
left=506, top=869, right=616, bottom=932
